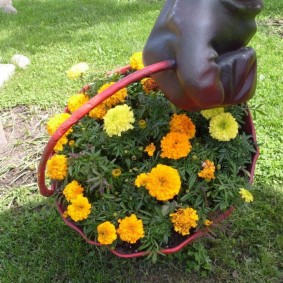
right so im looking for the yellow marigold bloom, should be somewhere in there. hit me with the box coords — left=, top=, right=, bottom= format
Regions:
left=89, top=104, right=108, bottom=120
left=239, top=188, right=254, bottom=203
left=144, top=143, right=156, bottom=157
left=130, top=52, right=144, bottom=70
left=160, top=132, right=192, bottom=160
left=138, top=119, right=147, bottom=129
left=67, top=93, right=89, bottom=113
left=169, top=113, right=196, bottom=139
left=201, top=107, right=225, bottom=120
left=63, top=180, right=84, bottom=202
left=117, top=214, right=145, bottom=244
left=141, top=77, right=158, bottom=94
left=46, top=154, right=68, bottom=180
left=112, top=168, right=122, bottom=178
left=103, top=104, right=135, bottom=137
left=46, top=113, right=73, bottom=152
left=67, top=195, right=92, bottom=222
left=66, top=62, right=89, bottom=80
left=46, top=113, right=72, bottom=136
left=97, top=221, right=117, bottom=245
left=141, top=164, right=181, bottom=201
left=198, top=160, right=216, bottom=181
left=209, top=112, right=238, bottom=141
left=170, top=207, right=199, bottom=236
left=135, top=173, right=148, bottom=187
left=204, top=219, right=213, bottom=226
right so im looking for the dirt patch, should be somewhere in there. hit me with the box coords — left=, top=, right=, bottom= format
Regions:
left=260, top=18, right=283, bottom=37
left=0, top=105, right=59, bottom=195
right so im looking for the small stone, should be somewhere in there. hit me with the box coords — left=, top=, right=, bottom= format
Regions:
left=0, top=0, right=17, bottom=14
left=0, top=64, right=16, bottom=87
left=11, top=54, right=30, bottom=69
left=0, top=121, right=8, bottom=153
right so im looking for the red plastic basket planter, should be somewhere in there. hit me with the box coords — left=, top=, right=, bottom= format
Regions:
left=38, top=60, right=259, bottom=258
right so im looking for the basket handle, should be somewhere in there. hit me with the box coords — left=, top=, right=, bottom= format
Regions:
left=38, top=59, right=176, bottom=197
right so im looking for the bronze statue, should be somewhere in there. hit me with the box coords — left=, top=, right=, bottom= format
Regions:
left=143, top=0, right=263, bottom=111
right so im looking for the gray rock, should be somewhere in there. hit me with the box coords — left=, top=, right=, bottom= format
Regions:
left=0, top=64, right=16, bottom=87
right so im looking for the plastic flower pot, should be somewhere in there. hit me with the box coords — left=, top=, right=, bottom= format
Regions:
left=38, top=60, right=259, bottom=258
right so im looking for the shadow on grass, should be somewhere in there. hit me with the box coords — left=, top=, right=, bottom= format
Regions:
left=0, top=187, right=203, bottom=283
left=0, top=0, right=163, bottom=53
left=1, top=182, right=282, bottom=282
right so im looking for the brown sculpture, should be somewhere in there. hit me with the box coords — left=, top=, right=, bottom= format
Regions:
left=143, top=0, right=263, bottom=111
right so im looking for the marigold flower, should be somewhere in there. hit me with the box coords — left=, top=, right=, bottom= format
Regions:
left=112, top=168, right=122, bottom=178
left=204, top=219, right=213, bottom=226
left=54, top=136, right=69, bottom=153
left=144, top=143, right=156, bottom=157
left=62, top=211, right=68, bottom=218
left=129, top=52, right=144, bottom=70
left=169, top=113, right=196, bottom=139
left=160, top=132, right=192, bottom=160
left=69, top=140, right=75, bottom=146
left=138, top=119, right=147, bottom=129
left=135, top=173, right=148, bottom=187
left=98, top=82, right=127, bottom=108
left=46, top=154, right=68, bottom=180
left=139, top=164, right=181, bottom=201
left=46, top=113, right=73, bottom=152
left=88, top=83, right=127, bottom=120
left=67, top=93, right=89, bottom=113
left=170, top=207, right=199, bottom=236
left=209, top=112, right=238, bottom=141
left=116, top=214, right=144, bottom=244
left=201, top=107, right=225, bottom=120
left=66, top=62, right=89, bottom=80
left=97, top=221, right=117, bottom=245
left=67, top=195, right=92, bottom=222
left=239, top=188, right=254, bottom=203
left=89, top=104, right=108, bottom=120
left=141, top=77, right=158, bottom=94
left=46, top=113, right=72, bottom=136
left=63, top=180, right=84, bottom=202
left=103, top=104, right=135, bottom=137
left=198, top=160, right=216, bottom=181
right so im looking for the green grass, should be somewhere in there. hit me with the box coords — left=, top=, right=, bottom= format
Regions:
left=1, top=0, right=283, bottom=282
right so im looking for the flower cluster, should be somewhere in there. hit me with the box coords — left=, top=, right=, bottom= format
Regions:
left=45, top=53, right=256, bottom=254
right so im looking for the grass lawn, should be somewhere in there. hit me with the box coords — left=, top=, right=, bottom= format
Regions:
left=0, top=0, right=283, bottom=282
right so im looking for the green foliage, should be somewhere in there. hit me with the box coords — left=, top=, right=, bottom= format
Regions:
left=48, top=66, right=256, bottom=256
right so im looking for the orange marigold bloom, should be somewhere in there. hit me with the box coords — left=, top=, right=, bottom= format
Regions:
left=89, top=82, right=127, bottom=120
left=98, top=82, right=127, bottom=108
left=140, top=164, right=181, bottom=201
left=135, top=173, right=149, bottom=188
left=170, top=207, right=199, bottom=236
left=67, top=195, right=91, bottom=222
left=89, top=104, right=108, bottom=120
left=117, top=214, right=145, bottom=244
left=198, top=160, right=216, bottom=181
left=63, top=180, right=84, bottom=202
left=144, top=143, right=156, bottom=157
left=169, top=114, right=196, bottom=139
left=160, top=132, right=192, bottom=160
left=46, top=154, right=68, bottom=180
left=97, top=221, right=117, bottom=245
left=141, top=77, right=159, bottom=94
